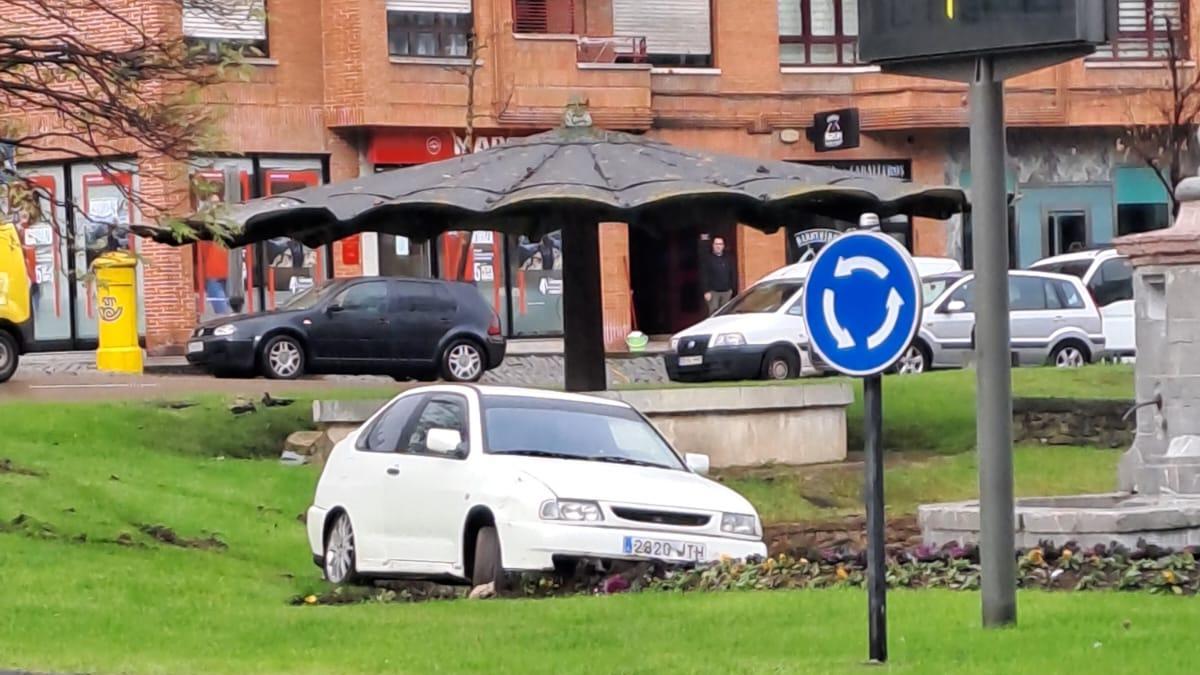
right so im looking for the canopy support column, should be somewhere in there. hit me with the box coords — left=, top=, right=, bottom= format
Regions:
left=562, top=220, right=607, bottom=392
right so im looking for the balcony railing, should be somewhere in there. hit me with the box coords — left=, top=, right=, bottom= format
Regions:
left=576, top=36, right=647, bottom=64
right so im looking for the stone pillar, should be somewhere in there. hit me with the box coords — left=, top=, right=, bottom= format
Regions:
left=1115, top=177, right=1200, bottom=495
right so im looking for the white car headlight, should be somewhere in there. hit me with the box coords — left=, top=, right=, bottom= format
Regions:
left=711, top=333, right=746, bottom=347
left=540, top=499, right=604, bottom=522
left=213, top=324, right=237, bottom=337
left=721, top=513, right=761, bottom=537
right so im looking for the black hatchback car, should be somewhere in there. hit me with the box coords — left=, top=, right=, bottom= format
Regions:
left=186, top=277, right=506, bottom=381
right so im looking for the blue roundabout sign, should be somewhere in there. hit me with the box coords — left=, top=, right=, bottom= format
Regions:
left=801, top=231, right=923, bottom=377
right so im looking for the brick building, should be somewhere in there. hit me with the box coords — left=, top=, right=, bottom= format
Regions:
left=7, top=0, right=1196, bottom=353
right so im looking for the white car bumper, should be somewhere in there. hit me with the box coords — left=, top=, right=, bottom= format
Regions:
left=499, top=520, right=767, bottom=571
left=306, top=505, right=328, bottom=561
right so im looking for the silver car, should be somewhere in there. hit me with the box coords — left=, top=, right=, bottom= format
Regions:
left=898, top=270, right=1106, bottom=373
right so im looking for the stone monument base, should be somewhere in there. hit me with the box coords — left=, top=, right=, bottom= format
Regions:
left=920, top=494, right=1200, bottom=549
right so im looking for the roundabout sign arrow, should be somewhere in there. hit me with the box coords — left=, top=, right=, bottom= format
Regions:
left=802, top=231, right=923, bottom=377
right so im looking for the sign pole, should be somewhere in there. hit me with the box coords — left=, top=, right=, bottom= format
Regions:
left=968, top=55, right=1017, bottom=627
left=863, top=373, right=887, bottom=663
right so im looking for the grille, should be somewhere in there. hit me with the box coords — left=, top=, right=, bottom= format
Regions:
left=676, top=335, right=710, bottom=356
left=612, top=507, right=711, bottom=527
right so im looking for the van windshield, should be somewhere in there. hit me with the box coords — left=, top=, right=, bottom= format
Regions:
left=715, top=282, right=803, bottom=315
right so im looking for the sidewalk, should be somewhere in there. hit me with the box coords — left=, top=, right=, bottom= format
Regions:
left=20, top=337, right=671, bottom=377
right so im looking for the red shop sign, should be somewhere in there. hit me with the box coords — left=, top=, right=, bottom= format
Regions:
left=368, top=129, right=534, bottom=165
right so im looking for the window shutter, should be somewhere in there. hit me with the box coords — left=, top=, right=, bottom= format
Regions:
left=514, top=0, right=549, bottom=32
left=777, top=0, right=802, bottom=36
left=612, top=0, right=711, bottom=56
left=183, top=0, right=266, bottom=41
left=386, top=0, right=472, bottom=12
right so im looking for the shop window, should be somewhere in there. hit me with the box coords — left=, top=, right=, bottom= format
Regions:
left=260, top=161, right=326, bottom=309
left=778, top=0, right=859, bottom=66
left=1047, top=210, right=1089, bottom=256
left=387, top=2, right=473, bottom=58
left=189, top=161, right=255, bottom=319
left=183, top=0, right=268, bottom=58
left=1089, top=0, right=1188, bottom=61
left=612, top=0, right=712, bottom=67
left=1118, top=203, right=1171, bottom=236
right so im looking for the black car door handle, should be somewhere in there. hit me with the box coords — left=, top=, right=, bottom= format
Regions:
left=386, top=466, right=400, bottom=476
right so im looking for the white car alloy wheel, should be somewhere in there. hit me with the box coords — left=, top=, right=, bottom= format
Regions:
left=896, top=345, right=926, bottom=375
left=1054, top=345, right=1086, bottom=368
left=445, top=343, right=483, bottom=382
left=324, top=514, right=357, bottom=584
left=266, top=338, right=303, bottom=378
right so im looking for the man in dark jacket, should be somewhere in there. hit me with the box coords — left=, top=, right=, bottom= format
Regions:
left=701, top=236, right=735, bottom=315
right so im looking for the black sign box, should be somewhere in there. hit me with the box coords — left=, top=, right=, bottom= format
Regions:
left=809, top=108, right=861, bottom=153
left=858, top=0, right=1112, bottom=65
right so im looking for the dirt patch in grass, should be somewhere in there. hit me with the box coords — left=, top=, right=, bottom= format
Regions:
left=0, top=458, right=45, bottom=477
left=137, top=524, right=228, bottom=551
left=764, top=515, right=921, bottom=558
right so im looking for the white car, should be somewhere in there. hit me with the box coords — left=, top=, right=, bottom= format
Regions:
left=307, top=385, right=767, bottom=586
left=665, top=256, right=962, bottom=382
left=1028, top=248, right=1135, bottom=359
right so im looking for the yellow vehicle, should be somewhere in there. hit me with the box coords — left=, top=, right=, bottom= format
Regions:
left=0, top=221, right=32, bottom=382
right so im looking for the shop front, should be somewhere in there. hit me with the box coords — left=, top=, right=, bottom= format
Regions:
left=367, top=128, right=567, bottom=338
left=784, top=159, right=915, bottom=263
left=19, top=161, right=146, bottom=350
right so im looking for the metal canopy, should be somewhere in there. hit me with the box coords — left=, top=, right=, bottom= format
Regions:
left=151, top=116, right=965, bottom=249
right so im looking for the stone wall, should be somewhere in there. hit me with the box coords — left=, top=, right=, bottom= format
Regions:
left=1013, top=397, right=1134, bottom=448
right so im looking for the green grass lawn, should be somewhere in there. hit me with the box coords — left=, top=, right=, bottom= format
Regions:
left=725, top=446, right=1120, bottom=524
left=0, top=367, right=1141, bottom=674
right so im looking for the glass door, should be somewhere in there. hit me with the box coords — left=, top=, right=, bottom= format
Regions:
left=1046, top=209, right=1089, bottom=256
left=19, top=167, right=72, bottom=344
left=258, top=159, right=325, bottom=309
left=72, top=164, right=142, bottom=340
left=189, top=160, right=255, bottom=320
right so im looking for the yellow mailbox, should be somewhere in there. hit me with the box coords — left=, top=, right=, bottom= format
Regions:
left=92, top=251, right=143, bottom=374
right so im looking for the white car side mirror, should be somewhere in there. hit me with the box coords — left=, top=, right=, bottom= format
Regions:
left=685, top=453, right=710, bottom=475
left=426, top=428, right=463, bottom=455
left=945, top=299, right=966, bottom=313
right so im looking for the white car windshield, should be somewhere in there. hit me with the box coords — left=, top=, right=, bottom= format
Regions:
left=482, top=397, right=685, bottom=470
left=715, top=281, right=804, bottom=316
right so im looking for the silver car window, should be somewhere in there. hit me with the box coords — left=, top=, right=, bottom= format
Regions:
left=1055, top=280, right=1085, bottom=309
left=1009, top=276, right=1048, bottom=311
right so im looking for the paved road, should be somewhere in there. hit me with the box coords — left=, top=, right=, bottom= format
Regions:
left=0, top=369, right=402, bottom=403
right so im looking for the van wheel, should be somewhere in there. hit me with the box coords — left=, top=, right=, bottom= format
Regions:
left=1050, top=341, right=1089, bottom=368
left=761, top=347, right=799, bottom=380
left=0, top=330, right=18, bottom=383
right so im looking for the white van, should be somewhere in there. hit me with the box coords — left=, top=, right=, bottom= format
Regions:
left=663, top=256, right=962, bottom=382
left=1028, top=248, right=1135, bottom=359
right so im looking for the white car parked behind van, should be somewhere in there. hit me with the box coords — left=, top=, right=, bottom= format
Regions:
left=664, top=256, right=961, bottom=383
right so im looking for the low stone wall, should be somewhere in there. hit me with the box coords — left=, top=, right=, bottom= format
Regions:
left=312, top=383, right=853, bottom=469
left=1013, top=397, right=1134, bottom=448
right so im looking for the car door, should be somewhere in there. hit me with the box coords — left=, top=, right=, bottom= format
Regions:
left=1007, top=275, right=1052, bottom=365
left=308, top=280, right=392, bottom=367
left=390, top=280, right=455, bottom=365
left=1089, top=257, right=1135, bottom=354
left=928, top=279, right=976, bottom=367
left=383, top=392, right=473, bottom=564
left=336, top=393, right=426, bottom=568
left=1054, top=277, right=1105, bottom=352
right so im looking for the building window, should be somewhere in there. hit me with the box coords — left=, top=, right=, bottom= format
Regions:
left=387, top=1, right=473, bottom=58
left=612, top=0, right=712, bottom=67
left=778, top=0, right=858, bottom=66
left=183, top=0, right=268, bottom=57
left=1090, top=0, right=1188, bottom=61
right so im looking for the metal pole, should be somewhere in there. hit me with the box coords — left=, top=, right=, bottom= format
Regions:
left=968, top=56, right=1017, bottom=627
left=863, top=373, right=887, bottom=663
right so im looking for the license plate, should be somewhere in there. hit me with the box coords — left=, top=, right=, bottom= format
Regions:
left=187, top=341, right=204, bottom=354
left=623, top=536, right=706, bottom=563
left=678, top=355, right=703, bottom=367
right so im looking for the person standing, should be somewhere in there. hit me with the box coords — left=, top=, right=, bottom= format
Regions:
left=701, top=236, right=735, bottom=315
